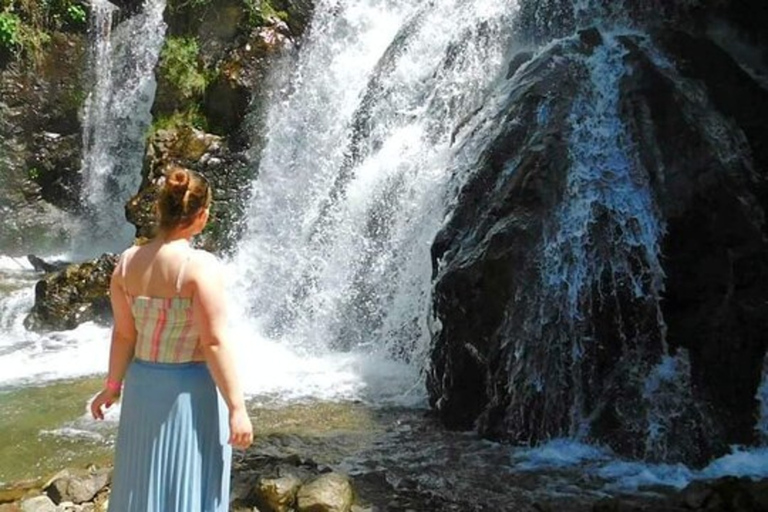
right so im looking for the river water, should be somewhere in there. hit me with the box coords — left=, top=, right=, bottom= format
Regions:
left=2, top=255, right=768, bottom=502
left=3, top=0, right=768, bottom=503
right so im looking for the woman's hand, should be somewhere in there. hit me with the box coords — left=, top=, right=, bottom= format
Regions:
left=90, top=388, right=120, bottom=420
left=228, top=407, right=253, bottom=450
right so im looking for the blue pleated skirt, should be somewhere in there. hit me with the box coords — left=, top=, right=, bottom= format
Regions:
left=108, top=359, right=232, bottom=512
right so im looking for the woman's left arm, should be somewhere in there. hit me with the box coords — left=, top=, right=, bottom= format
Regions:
left=91, top=259, right=137, bottom=420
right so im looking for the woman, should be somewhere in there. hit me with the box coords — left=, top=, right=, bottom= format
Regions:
left=90, top=166, right=253, bottom=512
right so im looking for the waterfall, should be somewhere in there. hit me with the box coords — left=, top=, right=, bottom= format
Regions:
left=516, top=0, right=700, bottom=41
left=757, top=357, right=768, bottom=442
left=78, top=0, right=167, bottom=255
left=540, top=35, right=667, bottom=435
left=229, top=0, right=520, bottom=399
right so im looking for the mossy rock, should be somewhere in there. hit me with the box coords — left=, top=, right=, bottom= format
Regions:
left=24, top=253, right=117, bottom=332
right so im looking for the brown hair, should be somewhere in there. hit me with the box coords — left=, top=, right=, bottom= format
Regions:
left=157, top=166, right=212, bottom=232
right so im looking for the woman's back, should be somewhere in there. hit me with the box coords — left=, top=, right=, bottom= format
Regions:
left=119, top=238, right=204, bottom=363
left=121, top=238, right=196, bottom=299
left=91, top=166, right=252, bottom=512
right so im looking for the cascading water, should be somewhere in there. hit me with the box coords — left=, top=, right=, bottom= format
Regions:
left=1, top=0, right=768, bottom=500
left=537, top=35, right=669, bottom=440
left=0, top=0, right=168, bottom=387
left=228, top=0, right=520, bottom=403
left=0, top=256, right=110, bottom=386
left=429, top=0, right=768, bottom=465
left=77, top=0, right=167, bottom=255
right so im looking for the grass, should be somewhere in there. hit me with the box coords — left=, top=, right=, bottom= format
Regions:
left=0, top=0, right=87, bottom=62
left=148, top=104, right=209, bottom=137
left=158, top=36, right=208, bottom=101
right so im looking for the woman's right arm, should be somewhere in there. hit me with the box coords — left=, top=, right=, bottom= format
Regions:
left=192, top=253, right=253, bottom=450
left=91, top=255, right=137, bottom=420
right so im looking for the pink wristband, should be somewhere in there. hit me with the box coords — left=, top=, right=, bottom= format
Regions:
left=105, top=379, right=122, bottom=393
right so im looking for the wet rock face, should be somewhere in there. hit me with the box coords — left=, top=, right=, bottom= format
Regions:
left=428, top=27, right=768, bottom=465
left=270, top=0, right=315, bottom=39
left=140, top=0, right=297, bottom=254
left=676, top=477, right=768, bottom=511
left=24, top=254, right=117, bottom=332
left=0, top=33, right=87, bottom=254
left=126, top=126, right=250, bottom=253
left=647, top=30, right=768, bottom=452
left=26, top=132, right=83, bottom=211
left=205, top=20, right=293, bottom=144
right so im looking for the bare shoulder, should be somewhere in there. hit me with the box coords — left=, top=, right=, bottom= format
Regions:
left=188, top=249, right=224, bottom=280
left=190, top=248, right=220, bottom=266
left=122, top=245, right=140, bottom=258
left=112, top=245, right=139, bottom=279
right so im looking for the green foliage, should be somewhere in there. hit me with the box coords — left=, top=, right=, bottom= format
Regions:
left=16, top=17, right=50, bottom=60
left=27, top=166, right=40, bottom=181
left=149, top=105, right=209, bottom=136
left=243, top=0, right=287, bottom=28
left=0, top=11, right=20, bottom=53
left=158, top=36, right=208, bottom=100
left=167, top=0, right=211, bottom=14
left=64, top=3, right=86, bottom=28
left=0, top=0, right=88, bottom=63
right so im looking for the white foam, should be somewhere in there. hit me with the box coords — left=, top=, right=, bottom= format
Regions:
left=597, top=460, right=694, bottom=491
left=231, top=317, right=426, bottom=406
left=0, top=321, right=111, bottom=388
left=701, top=447, right=768, bottom=480
left=512, top=439, right=610, bottom=470
left=512, top=439, right=768, bottom=492
left=0, top=256, right=34, bottom=271
left=39, top=426, right=106, bottom=442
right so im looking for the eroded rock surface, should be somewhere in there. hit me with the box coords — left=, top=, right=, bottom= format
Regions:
left=428, top=26, right=768, bottom=465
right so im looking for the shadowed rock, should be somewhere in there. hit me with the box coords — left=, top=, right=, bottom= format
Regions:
left=26, top=255, right=69, bottom=273
left=428, top=26, right=768, bottom=465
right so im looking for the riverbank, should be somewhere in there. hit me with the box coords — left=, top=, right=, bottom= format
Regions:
left=0, top=379, right=386, bottom=485
left=4, top=387, right=768, bottom=511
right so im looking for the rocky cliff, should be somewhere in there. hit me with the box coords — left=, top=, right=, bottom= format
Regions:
left=0, top=13, right=88, bottom=254
left=428, top=2, right=768, bottom=465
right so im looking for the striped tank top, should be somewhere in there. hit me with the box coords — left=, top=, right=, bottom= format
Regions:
left=121, top=249, right=200, bottom=363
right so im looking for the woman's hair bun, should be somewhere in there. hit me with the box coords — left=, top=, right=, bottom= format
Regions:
left=156, top=164, right=212, bottom=232
left=165, top=168, right=190, bottom=197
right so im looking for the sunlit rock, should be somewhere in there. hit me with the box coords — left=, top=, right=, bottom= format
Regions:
left=43, top=468, right=111, bottom=505
left=126, top=125, right=249, bottom=251
left=24, top=254, right=117, bottom=332
left=296, top=473, right=353, bottom=512
left=255, top=473, right=302, bottom=512
left=18, top=496, right=55, bottom=512
left=205, top=19, right=293, bottom=142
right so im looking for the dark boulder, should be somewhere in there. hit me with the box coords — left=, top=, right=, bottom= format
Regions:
left=677, top=477, right=768, bottom=511
left=428, top=27, right=768, bottom=465
left=26, top=255, right=69, bottom=273
left=631, top=29, right=768, bottom=454
left=24, top=254, right=118, bottom=332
